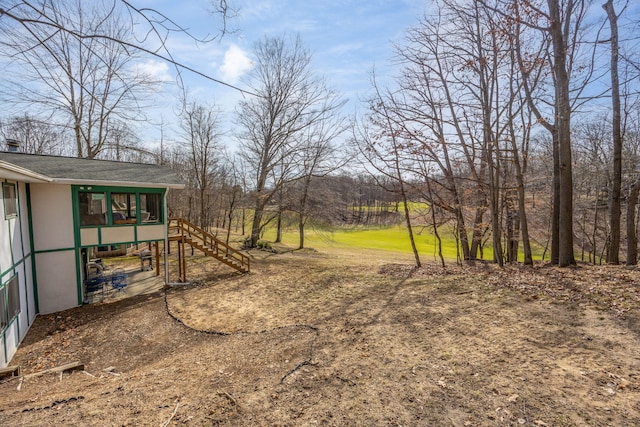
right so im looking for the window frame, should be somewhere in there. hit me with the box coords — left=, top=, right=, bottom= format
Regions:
left=111, top=192, right=137, bottom=223
left=2, top=182, right=18, bottom=219
left=0, top=275, right=20, bottom=332
left=139, top=192, right=162, bottom=224
left=7, top=275, right=20, bottom=323
left=75, top=186, right=164, bottom=228
left=78, top=191, right=107, bottom=226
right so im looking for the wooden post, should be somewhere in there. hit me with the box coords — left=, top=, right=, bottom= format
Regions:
left=155, top=241, right=160, bottom=276
left=177, top=238, right=183, bottom=282
left=182, top=238, right=187, bottom=282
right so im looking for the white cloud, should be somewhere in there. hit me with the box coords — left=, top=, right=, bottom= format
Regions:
left=219, top=44, right=253, bottom=84
left=135, top=59, right=172, bottom=82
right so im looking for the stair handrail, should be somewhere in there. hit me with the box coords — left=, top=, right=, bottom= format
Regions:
left=169, top=218, right=250, bottom=272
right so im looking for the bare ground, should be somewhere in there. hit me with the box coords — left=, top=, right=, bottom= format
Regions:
left=1, top=246, right=640, bottom=426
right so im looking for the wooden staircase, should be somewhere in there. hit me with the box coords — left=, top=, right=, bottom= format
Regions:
left=168, top=218, right=250, bottom=278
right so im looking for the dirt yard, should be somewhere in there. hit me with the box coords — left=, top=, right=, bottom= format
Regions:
left=1, top=246, right=640, bottom=426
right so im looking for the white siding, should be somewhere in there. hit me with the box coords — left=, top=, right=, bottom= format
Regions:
left=30, top=184, right=74, bottom=251
left=0, top=181, right=36, bottom=367
left=80, top=228, right=99, bottom=246
left=137, top=224, right=165, bottom=241
left=11, top=213, right=24, bottom=267
left=102, top=226, right=135, bottom=244
left=4, top=323, right=18, bottom=365
left=35, top=250, right=78, bottom=314
left=23, top=255, right=36, bottom=324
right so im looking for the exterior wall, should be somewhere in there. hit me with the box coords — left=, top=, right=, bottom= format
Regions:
left=34, top=250, right=77, bottom=314
left=80, top=224, right=165, bottom=246
left=137, top=224, right=165, bottom=241
left=80, top=228, right=99, bottom=246
left=0, top=181, right=36, bottom=368
left=0, top=179, right=170, bottom=366
left=30, top=184, right=74, bottom=251
left=29, top=184, right=78, bottom=315
left=101, top=226, right=135, bottom=244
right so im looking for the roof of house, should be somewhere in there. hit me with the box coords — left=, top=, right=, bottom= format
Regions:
left=0, top=151, right=184, bottom=189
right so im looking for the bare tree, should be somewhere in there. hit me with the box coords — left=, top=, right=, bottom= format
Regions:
left=219, top=156, right=246, bottom=245
left=603, top=0, right=624, bottom=263
left=0, top=114, right=68, bottom=155
left=237, top=35, right=345, bottom=248
left=506, top=0, right=592, bottom=266
left=0, top=0, right=245, bottom=93
left=290, top=112, right=347, bottom=249
left=179, top=100, right=223, bottom=229
left=1, top=0, right=158, bottom=158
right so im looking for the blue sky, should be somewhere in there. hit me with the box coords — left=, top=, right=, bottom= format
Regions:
left=134, top=0, right=426, bottom=148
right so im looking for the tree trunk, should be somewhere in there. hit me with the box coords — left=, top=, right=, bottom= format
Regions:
left=626, top=179, right=640, bottom=265
left=427, top=179, right=445, bottom=268
left=401, top=184, right=421, bottom=268
left=455, top=207, right=471, bottom=262
left=604, top=0, right=622, bottom=264
left=549, top=1, right=575, bottom=267
left=298, top=212, right=305, bottom=250
left=517, top=174, right=533, bottom=265
left=250, top=202, right=264, bottom=247
left=470, top=207, right=486, bottom=260
left=275, top=210, right=282, bottom=243
left=551, top=128, right=561, bottom=264
left=489, top=142, right=503, bottom=266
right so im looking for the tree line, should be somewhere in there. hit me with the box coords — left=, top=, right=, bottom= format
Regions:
left=354, top=0, right=640, bottom=267
left=1, top=0, right=639, bottom=266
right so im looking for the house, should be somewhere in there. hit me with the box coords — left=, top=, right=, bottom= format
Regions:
left=0, top=150, right=184, bottom=368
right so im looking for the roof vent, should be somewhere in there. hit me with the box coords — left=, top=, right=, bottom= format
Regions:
left=6, top=139, right=20, bottom=152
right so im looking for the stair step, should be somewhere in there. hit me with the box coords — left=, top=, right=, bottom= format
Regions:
left=170, top=218, right=250, bottom=273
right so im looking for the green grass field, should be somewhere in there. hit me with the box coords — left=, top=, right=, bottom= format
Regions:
left=260, top=223, right=546, bottom=262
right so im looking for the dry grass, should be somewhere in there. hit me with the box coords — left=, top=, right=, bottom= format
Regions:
left=1, top=245, right=640, bottom=426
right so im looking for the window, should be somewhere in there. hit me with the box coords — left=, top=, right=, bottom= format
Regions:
left=140, top=193, right=161, bottom=223
left=2, top=182, right=17, bottom=218
left=0, top=287, right=5, bottom=331
left=76, top=187, right=164, bottom=227
left=7, top=276, right=19, bottom=321
left=79, top=192, right=106, bottom=226
left=111, top=193, right=137, bottom=223
left=0, top=276, right=19, bottom=331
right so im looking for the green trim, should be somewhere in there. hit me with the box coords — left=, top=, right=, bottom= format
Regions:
left=73, top=185, right=165, bottom=228
left=76, top=185, right=165, bottom=194
left=25, top=184, right=39, bottom=313
left=71, top=186, right=83, bottom=305
left=71, top=185, right=165, bottom=305
left=34, top=247, right=76, bottom=254
left=71, top=185, right=82, bottom=255
left=78, top=237, right=164, bottom=248
left=74, top=249, right=82, bottom=305
left=0, top=253, right=29, bottom=279
left=21, top=255, right=29, bottom=327
left=2, top=182, right=18, bottom=220
left=15, top=183, right=28, bottom=323
left=0, top=275, right=20, bottom=335
left=0, top=267, right=15, bottom=281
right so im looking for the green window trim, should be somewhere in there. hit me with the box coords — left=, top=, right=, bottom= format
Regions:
left=2, top=182, right=18, bottom=219
left=0, top=275, right=20, bottom=333
left=73, top=186, right=165, bottom=228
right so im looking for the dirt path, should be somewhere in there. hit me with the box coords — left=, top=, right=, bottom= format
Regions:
left=1, top=248, right=640, bottom=426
